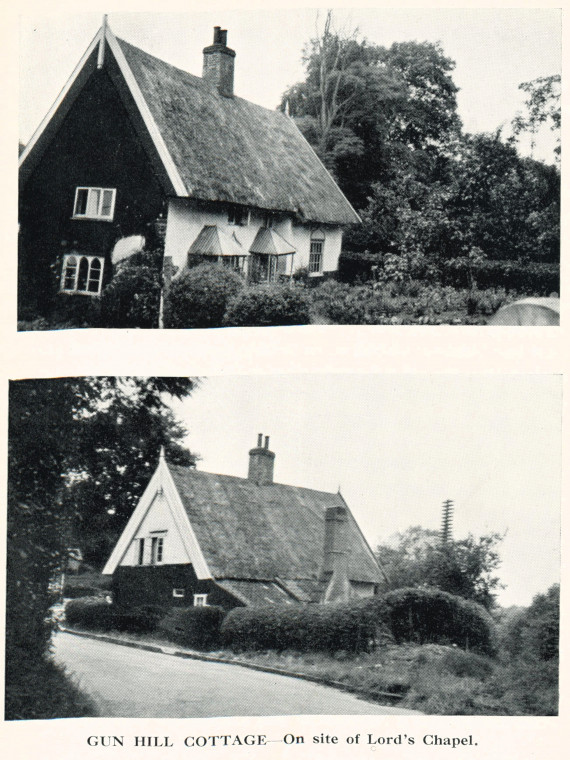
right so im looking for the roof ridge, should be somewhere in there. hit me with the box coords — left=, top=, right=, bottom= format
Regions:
left=168, top=461, right=341, bottom=498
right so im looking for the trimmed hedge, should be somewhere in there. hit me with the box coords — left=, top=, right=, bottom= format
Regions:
left=158, top=605, right=226, bottom=650
left=378, top=588, right=497, bottom=656
left=221, top=599, right=380, bottom=654
left=441, top=259, right=559, bottom=295
left=164, top=263, right=244, bottom=329
left=223, top=285, right=310, bottom=327
left=65, top=598, right=165, bottom=634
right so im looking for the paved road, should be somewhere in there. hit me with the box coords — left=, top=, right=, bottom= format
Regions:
left=53, top=632, right=419, bottom=718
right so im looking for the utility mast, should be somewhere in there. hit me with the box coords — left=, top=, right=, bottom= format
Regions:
left=441, top=499, right=454, bottom=544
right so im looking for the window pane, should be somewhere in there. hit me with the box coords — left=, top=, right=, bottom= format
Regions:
left=63, top=256, right=77, bottom=290
left=101, top=189, right=114, bottom=218
left=86, top=189, right=101, bottom=217
left=87, top=258, right=102, bottom=293
left=77, top=257, right=89, bottom=291
left=74, top=189, right=88, bottom=216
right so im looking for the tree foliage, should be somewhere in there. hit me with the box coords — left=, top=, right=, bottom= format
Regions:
left=512, top=75, right=561, bottom=159
left=376, top=526, right=504, bottom=610
left=7, top=376, right=197, bottom=687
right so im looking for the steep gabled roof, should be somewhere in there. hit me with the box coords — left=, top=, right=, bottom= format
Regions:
left=20, top=22, right=360, bottom=225
left=167, top=464, right=382, bottom=585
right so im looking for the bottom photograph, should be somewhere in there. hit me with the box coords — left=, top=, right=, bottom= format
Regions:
left=6, top=375, right=560, bottom=719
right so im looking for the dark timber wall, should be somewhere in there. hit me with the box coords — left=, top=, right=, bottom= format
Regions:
left=19, top=51, right=167, bottom=317
left=112, top=565, right=243, bottom=610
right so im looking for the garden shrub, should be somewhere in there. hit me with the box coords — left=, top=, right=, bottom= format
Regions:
left=164, top=263, right=244, bottom=329
left=223, top=285, right=310, bottom=327
left=442, top=259, right=559, bottom=295
left=65, top=597, right=117, bottom=630
left=158, top=605, right=226, bottom=650
left=100, top=253, right=161, bottom=328
left=65, top=598, right=165, bottom=634
left=221, top=599, right=380, bottom=654
left=376, top=588, right=497, bottom=656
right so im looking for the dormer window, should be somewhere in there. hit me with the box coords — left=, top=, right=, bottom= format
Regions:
left=73, top=187, right=116, bottom=221
left=227, top=205, right=248, bottom=226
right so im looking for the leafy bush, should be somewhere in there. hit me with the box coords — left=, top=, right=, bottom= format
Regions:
left=65, top=598, right=165, bottom=634
left=221, top=599, right=380, bottom=654
left=164, top=263, right=244, bottom=329
left=503, top=584, right=559, bottom=662
left=442, top=258, right=559, bottom=295
left=100, top=254, right=161, bottom=328
left=158, top=605, right=226, bottom=650
left=65, top=597, right=117, bottom=630
left=377, top=588, right=497, bottom=656
left=224, top=285, right=310, bottom=327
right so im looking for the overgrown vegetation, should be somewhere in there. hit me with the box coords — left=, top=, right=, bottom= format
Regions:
left=224, top=285, right=311, bottom=327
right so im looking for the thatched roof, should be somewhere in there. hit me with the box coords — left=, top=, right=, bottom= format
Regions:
left=167, top=463, right=382, bottom=588
left=117, top=38, right=360, bottom=224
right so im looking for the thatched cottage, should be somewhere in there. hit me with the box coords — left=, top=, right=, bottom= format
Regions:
left=18, top=20, right=359, bottom=318
left=102, top=437, right=383, bottom=609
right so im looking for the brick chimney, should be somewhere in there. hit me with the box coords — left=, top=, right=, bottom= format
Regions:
left=202, top=26, right=236, bottom=98
left=321, top=506, right=352, bottom=603
left=248, top=434, right=275, bottom=485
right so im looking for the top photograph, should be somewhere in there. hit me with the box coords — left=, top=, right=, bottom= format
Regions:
left=18, top=9, right=560, bottom=330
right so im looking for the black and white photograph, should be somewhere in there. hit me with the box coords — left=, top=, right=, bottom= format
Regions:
left=18, top=8, right=560, bottom=330
left=6, top=375, right=560, bottom=720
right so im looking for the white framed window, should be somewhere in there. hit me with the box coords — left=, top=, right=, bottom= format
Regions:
left=73, top=187, right=116, bottom=221
left=309, top=231, right=325, bottom=275
left=172, top=588, right=185, bottom=598
left=150, top=536, right=164, bottom=565
left=227, top=206, right=248, bottom=226
left=61, top=254, right=105, bottom=295
left=193, top=594, right=208, bottom=607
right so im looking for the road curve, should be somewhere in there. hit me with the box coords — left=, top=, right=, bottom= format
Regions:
left=53, top=632, right=419, bottom=718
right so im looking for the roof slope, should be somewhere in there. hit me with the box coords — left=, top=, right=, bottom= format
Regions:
left=117, top=38, right=359, bottom=224
left=167, top=464, right=381, bottom=585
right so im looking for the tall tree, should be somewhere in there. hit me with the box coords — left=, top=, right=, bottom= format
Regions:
left=512, top=75, right=561, bottom=161
left=376, top=525, right=504, bottom=610
left=7, top=376, right=196, bottom=692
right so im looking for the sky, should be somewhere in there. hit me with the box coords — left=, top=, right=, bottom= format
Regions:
left=19, top=7, right=561, bottom=163
left=171, top=374, right=562, bottom=609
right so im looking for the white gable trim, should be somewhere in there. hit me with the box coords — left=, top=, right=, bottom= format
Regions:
left=105, top=27, right=188, bottom=197
left=19, top=29, right=101, bottom=170
left=102, top=458, right=211, bottom=578
left=19, top=23, right=188, bottom=198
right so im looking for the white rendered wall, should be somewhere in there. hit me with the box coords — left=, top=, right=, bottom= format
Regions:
left=164, top=199, right=343, bottom=276
left=119, top=491, right=190, bottom=566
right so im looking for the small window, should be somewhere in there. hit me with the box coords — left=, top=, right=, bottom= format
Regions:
left=172, top=589, right=185, bottom=598
left=150, top=536, right=164, bottom=565
left=193, top=594, right=208, bottom=607
left=73, top=187, right=116, bottom=221
left=309, top=231, right=325, bottom=275
left=61, top=254, right=104, bottom=296
left=228, top=206, right=248, bottom=226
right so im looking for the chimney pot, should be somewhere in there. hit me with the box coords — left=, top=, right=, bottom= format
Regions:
left=203, top=26, right=236, bottom=98
left=248, top=434, right=275, bottom=485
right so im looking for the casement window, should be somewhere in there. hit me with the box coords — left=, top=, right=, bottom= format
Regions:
left=172, top=589, right=185, bottom=598
left=227, top=206, right=248, bottom=226
left=309, top=231, right=325, bottom=275
left=137, top=538, right=145, bottom=566
left=150, top=536, right=164, bottom=565
left=73, top=187, right=116, bottom=221
left=61, top=254, right=104, bottom=295
left=193, top=594, right=208, bottom=607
